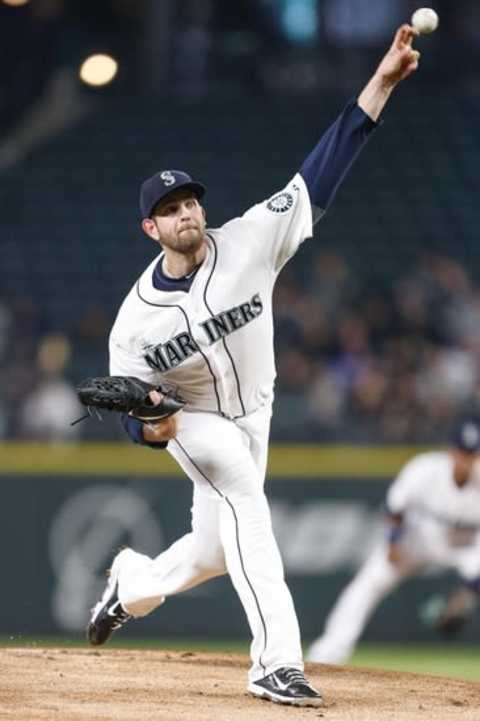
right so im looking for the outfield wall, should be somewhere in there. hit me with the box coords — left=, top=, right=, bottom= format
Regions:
left=2, top=442, right=475, bottom=642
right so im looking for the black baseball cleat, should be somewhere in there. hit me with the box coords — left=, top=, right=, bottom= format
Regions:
left=248, top=667, right=323, bottom=707
left=87, top=550, right=133, bottom=646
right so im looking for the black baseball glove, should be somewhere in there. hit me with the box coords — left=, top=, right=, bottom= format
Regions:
left=75, top=376, right=185, bottom=424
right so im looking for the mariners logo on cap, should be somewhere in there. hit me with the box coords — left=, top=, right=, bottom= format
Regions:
left=267, top=191, right=294, bottom=214
left=160, top=171, right=175, bottom=186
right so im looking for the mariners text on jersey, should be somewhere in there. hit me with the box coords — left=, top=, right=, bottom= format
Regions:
left=144, top=292, right=263, bottom=373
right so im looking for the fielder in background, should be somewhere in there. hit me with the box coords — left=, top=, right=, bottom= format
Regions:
left=87, top=25, right=420, bottom=707
left=307, top=418, right=480, bottom=665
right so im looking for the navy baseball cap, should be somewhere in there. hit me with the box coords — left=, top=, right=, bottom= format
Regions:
left=140, top=170, right=206, bottom=218
left=453, top=418, right=480, bottom=452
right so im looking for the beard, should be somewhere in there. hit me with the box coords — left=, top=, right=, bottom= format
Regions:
left=174, top=226, right=204, bottom=253
left=158, top=222, right=205, bottom=255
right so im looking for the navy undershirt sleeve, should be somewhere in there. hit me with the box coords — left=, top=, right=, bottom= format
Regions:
left=121, top=413, right=168, bottom=449
left=300, top=99, right=379, bottom=221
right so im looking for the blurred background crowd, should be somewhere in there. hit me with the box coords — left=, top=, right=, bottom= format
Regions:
left=1, top=0, right=480, bottom=444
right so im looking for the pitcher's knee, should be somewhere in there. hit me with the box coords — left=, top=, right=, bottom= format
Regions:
left=191, top=547, right=227, bottom=578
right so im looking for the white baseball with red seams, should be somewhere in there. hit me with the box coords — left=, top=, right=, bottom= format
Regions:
left=109, top=174, right=312, bottom=682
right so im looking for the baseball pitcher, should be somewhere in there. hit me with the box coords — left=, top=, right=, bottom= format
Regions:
left=85, top=25, right=420, bottom=706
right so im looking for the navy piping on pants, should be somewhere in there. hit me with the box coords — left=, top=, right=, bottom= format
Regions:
left=173, top=438, right=268, bottom=676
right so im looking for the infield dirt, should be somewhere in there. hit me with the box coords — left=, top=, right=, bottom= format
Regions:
left=1, top=648, right=479, bottom=721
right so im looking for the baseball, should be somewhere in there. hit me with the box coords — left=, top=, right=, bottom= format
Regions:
left=411, top=7, right=439, bottom=34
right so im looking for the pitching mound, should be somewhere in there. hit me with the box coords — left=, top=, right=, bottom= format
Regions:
left=1, top=648, right=479, bottom=721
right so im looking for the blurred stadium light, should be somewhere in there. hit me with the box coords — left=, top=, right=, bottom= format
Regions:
left=79, top=53, right=118, bottom=87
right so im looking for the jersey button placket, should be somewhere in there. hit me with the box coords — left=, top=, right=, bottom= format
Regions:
left=188, top=306, right=229, bottom=417
left=211, top=345, right=236, bottom=419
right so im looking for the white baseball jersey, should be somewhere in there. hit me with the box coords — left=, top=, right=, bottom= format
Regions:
left=109, top=173, right=312, bottom=417
left=387, top=451, right=480, bottom=573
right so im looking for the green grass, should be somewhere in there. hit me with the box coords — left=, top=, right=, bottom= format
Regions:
left=350, top=643, right=480, bottom=681
left=1, top=637, right=478, bottom=681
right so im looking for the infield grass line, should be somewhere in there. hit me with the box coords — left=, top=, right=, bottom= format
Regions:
left=1, top=637, right=478, bottom=680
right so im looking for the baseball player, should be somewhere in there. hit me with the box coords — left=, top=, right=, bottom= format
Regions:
left=87, top=26, right=420, bottom=706
left=307, top=418, right=480, bottom=665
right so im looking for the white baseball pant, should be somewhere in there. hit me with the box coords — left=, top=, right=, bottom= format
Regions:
left=307, top=543, right=419, bottom=664
left=116, top=404, right=303, bottom=682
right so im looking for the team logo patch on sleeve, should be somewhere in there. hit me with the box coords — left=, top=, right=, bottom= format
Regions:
left=267, top=191, right=294, bottom=214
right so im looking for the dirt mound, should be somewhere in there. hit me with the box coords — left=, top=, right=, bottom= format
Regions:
left=1, top=648, right=479, bottom=721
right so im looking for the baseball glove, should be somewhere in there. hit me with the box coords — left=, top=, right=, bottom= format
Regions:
left=434, top=587, right=478, bottom=636
left=420, top=587, right=478, bottom=636
left=75, top=376, right=185, bottom=424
